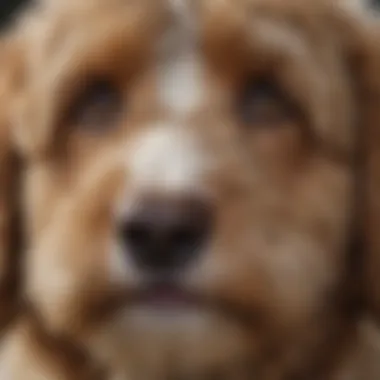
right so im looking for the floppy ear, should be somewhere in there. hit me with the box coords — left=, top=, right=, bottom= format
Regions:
left=340, top=10, right=380, bottom=321
left=361, top=24, right=380, bottom=321
left=0, top=37, right=25, bottom=333
left=321, top=2, right=380, bottom=322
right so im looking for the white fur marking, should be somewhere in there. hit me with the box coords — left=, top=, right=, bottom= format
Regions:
left=157, top=0, right=203, bottom=114
left=127, top=125, right=205, bottom=193
left=158, top=52, right=204, bottom=115
left=169, top=0, right=190, bottom=16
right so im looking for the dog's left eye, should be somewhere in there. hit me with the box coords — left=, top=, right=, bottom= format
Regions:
left=238, top=79, right=297, bottom=127
left=69, top=79, right=123, bottom=132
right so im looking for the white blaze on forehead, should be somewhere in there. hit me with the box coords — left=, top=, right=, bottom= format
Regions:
left=158, top=49, right=204, bottom=115
left=127, top=124, right=207, bottom=194
left=168, top=0, right=192, bottom=16
left=157, top=0, right=205, bottom=115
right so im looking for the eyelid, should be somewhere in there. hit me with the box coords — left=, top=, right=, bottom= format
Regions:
left=238, top=78, right=299, bottom=125
left=67, top=78, right=123, bottom=132
left=242, top=79, right=286, bottom=103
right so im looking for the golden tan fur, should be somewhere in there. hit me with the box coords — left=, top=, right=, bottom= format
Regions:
left=2, top=0, right=380, bottom=379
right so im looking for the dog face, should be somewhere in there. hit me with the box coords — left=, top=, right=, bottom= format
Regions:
left=8, top=0, right=380, bottom=378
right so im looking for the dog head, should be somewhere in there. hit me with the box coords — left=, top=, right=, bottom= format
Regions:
left=6, top=0, right=380, bottom=378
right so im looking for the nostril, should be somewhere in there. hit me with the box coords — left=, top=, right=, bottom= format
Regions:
left=170, top=224, right=207, bottom=255
left=122, top=220, right=152, bottom=252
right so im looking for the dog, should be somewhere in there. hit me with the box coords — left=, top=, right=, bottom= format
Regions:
left=2, top=0, right=380, bottom=379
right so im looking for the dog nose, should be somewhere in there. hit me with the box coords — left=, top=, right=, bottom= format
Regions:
left=120, top=196, right=213, bottom=273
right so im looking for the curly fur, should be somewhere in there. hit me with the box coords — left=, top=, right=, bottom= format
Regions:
left=1, top=1, right=380, bottom=379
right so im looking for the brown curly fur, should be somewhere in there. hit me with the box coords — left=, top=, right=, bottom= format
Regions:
left=1, top=1, right=380, bottom=379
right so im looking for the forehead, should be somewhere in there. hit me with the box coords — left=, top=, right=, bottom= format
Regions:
left=25, top=0, right=355, bottom=153
left=36, top=0, right=316, bottom=61
left=35, top=0, right=324, bottom=97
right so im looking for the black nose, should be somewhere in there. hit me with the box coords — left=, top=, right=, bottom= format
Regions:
left=120, top=196, right=213, bottom=273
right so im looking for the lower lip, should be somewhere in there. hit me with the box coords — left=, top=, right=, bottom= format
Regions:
left=133, top=284, right=199, bottom=309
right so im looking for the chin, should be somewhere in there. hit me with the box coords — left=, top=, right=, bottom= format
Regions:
left=94, top=306, right=252, bottom=378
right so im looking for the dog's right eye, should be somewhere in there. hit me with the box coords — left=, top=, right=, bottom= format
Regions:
left=68, top=79, right=123, bottom=133
left=237, top=79, right=299, bottom=128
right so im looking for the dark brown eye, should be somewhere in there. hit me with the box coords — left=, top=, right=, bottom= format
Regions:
left=69, top=79, right=123, bottom=133
left=238, top=79, right=297, bottom=126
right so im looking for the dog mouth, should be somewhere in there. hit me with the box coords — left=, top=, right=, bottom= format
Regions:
left=117, top=279, right=258, bottom=329
left=88, top=279, right=204, bottom=320
left=88, top=279, right=258, bottom=329
left=128, top=279, right=205, bottom=310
